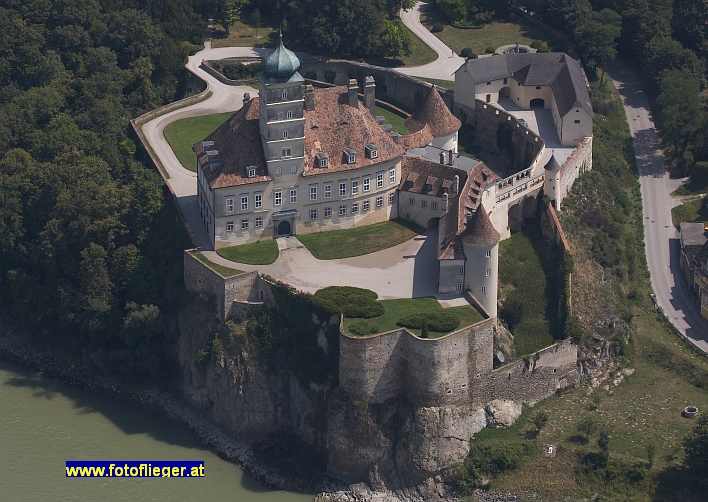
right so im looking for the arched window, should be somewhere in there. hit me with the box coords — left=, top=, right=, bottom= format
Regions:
left=278, top=112, right=284, bottom=120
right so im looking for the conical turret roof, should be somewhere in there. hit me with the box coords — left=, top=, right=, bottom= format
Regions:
left=544, top=152, right=561, bottom=171
left=460, top=204, right=500, bottom=247
left=262, top=33, right=300, bottom=78
left=405, top=86, right=461, bottom=138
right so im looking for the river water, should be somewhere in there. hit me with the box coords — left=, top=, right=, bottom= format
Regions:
left=0, top=360, right=313, bottom=501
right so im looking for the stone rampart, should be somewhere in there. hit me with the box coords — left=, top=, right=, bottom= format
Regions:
left=455, top=100, right=545, bottom=174
left=183, top=251, right=275, bottom=320
left=340, top=316, right=577, bottom=410
left=299, top=59, right=453, bottom=113
left=558, top=137, right=592, bottom=204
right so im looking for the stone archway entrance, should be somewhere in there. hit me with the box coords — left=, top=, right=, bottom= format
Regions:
left=277, top=220, right=291, bottom=236
left=427, top=217, right=439, bottom=229
left=530, top=98, right=545, bottom=108
left=500, top=86, right=511, bottom=98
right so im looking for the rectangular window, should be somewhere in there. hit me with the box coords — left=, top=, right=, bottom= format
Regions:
left=283, top=130, right=288, bottom=139
left=376, top=196, right=383, bottom=208
left=421, top=200, right=427, bottom=208
left=486, top=268, right=491, bottom=277
left=456, top=282, right=463, bottom=291
left=431, top=202, right=438, bottom=210
left=275, top=191, right=282, bottom=206
left=535, top=86, right=541, bottom=90
left=225, top=198, right=234, bottom=213
left=226, top=221, right=234, bottom=231
left=310, top=186, right=317, bottom=200
left=287, top=111, right=293, bottom=119
left=405, top=212, right=411, bottom=220
left=574, top=119, right=580, bottom=124
left=324, top=185, right=332, bottom=198
left=339, top=205, right=346, bottom=216
left=324, top=207, right=332, bottom=218
left=276, top=167, right=282, bottom=176
left=351, top=180, right=359, bottom=195
left=241, top=196, right=248, bottom=210
left=389, top=169, right=396, bottom=184
left=362, top=200, right=369, bottom=211
left=291, top=164, right=297, bottom=173
left=389, top=192, right=395, bottom=205
left=458, top=267, right=464, bottom=275
left=363, top=177, right=370, bottom=192
left=290, top=189, right=297, bottom=203
left=282, top=91, right=287, bottom=100
left=486, top=250, right=491, bottom=258
left=481, top=286, right=487, bottom=294
left=310, top=209, right=317, bottom=220
left=409, top=198, right=414, bottom=206
left=339, top=182, right=346, bottom=196
left=241, top=219, right=249, bottom=230
left=255, top=217, right=263, bottom=228
left=281, top=148, right=291, bottom=158
left=503, top=78, right=508, bottom=84
left=352, top=202, right=359, bottom=214
left=376, top=173, right=383, bottom=188
left=255, top=194, right=262, bottom=208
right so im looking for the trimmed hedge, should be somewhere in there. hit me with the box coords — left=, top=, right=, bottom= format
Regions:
left=530, top=40, right=543, bottom=49
left=397, top=312, right=460, bottom=332
left=348, top=319, right=379, bottom=336
left=460, top=47, right=473, bottom=58
left=314, top=286, right=384, bottom=318
left=432, top=23, right=444, bottom=33
left=485, top=46, right=496, bottom=54
left=537, top=46, right=550, bottom=53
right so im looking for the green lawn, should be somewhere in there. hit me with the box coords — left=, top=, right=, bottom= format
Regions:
left=163, top=112, right=233, bottom=171
left=420, top=11, right=562, bottom=56
left=671, top=196, right=708, bottom=227
left=297, top=219, right=424, bottom=260
left=375, top=105, right=408, bottom=135
left=194, top=252, right=242, bottom=277
left=343, top=297, right=484, bottom=337
left=418, top=77, right=455, bottom=90
left=216, top=240, right=279, bottom=265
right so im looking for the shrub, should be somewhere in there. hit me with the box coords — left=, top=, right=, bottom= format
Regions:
left=314, top=286, right=383, bottom=318
left=397, top=312, right=460, bottom=332
left=348, top=319, right=378, bottom=336
left=691, top=161, right=708, bottom=187
left=468, top=52, right=478, bottom=59
left=500, top=297, right=524, bottom=332
left=532, top=410, right=549, bottom=433
left=577, top=416, right=597, bottom=441
left=537, top=46, right=550, bottom=53
left=683, top=414, right=708, bottom=490
left=530, top=40, right=543, bottom=49
left=460, top=47, right=473, bottom=58
left=485, top=46, right=496, bottom=54
left=432, top=23, right=444, bottom=33
left=421, top=321, right=429, bottom=338
left=454, top=442, right=531, bottom=494
left=508, top=12, right=516, bottom=21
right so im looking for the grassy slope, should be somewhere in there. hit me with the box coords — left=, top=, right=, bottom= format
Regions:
left=211, top=13, right=279, bottom=48
left=343, top=297, right=484, bottom=337
left=297, top=219, right=424, bottom=260
left=216, top=240, right=279, bottom=265
left=194, top=252, right=242, bottom=277
left=672, top=196, right=708, bottom=227
left=421, top=11, right=562, bottom=55
left=163, top=112, right=233, bottom=171
left=459, top=70, right=708, bottom=501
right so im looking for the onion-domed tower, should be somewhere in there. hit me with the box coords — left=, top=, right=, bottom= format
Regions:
left=258, top=34, right=305, bottom=178
left=460, top=203, right=500, bottom=318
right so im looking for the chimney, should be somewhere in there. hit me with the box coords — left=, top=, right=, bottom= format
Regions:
left=364, top=76, right=376, bottom=116
left=453, top=175, right=459, bottom=195
left=439, top=152, right=446, bottom=164
left=348, top=79, right=359, bottom=107
left=242, top=92, right=251, bottom=105
left=448, top=149, right=454, bottom=165
left=304, top=85, right=315, bottom=111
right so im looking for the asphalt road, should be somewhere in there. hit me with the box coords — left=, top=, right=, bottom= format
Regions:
left=606, top=61, right=708, bottom=353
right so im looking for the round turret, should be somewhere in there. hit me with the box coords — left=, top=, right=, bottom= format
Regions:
left=460, top=204, right=499, bottom=318
left=544, top=152, right=561, bottom=171
left=262, top=34, right=300, bottom=78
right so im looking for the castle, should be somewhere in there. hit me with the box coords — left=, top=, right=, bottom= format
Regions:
left=194, top=37, right=593, bottom=318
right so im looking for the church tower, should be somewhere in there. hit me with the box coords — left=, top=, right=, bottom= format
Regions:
left=258, top=34, right=305, bottom=178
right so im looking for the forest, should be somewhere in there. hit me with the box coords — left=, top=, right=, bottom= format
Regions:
left=0, top=0, right=206, bottom=379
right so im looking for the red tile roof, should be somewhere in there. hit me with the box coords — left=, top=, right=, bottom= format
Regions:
left=460, top=203, right=500, bottom=247
left=400, top=123, right=434, bottom=149
left=404, top=87, right=461, bottom=138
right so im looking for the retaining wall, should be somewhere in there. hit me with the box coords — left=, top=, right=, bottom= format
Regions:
left=558, top=137, right=592, bottom=204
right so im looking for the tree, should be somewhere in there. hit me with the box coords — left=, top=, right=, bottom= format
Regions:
left=656, top=68, right=704, bottom=158
left=379, top=19, right=413, bottom=62
left=215, top=0, right=247, bottom=35
left=531, top=410, right=549, bottom=435
left=683, top=414, right=708, bottom=490
left=672, top=0, right=708, bottom=53
left=251, top=8, right=261, bottom=38
left=577, top=416, right=597, bottom=442
left=574, top=9, right=621, bottom=86
left=500, top=297, right=523, bottom=332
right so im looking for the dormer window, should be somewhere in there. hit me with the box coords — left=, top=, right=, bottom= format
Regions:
left=365, top=143, right=378, bottom=159
left=282, top=91, right=287, bottom=100
left=316, top=152, right=328, bottom=168
left=344, top=148, right=356, bottom=164
left=246, top=163, right=256, bottom=178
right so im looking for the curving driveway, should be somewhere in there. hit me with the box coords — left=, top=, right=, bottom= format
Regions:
left=606, top=61, right=708, bottom=352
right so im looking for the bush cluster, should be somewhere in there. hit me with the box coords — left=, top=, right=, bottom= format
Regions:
left=314, top=286, right=384, bottom=318
left=220, top=62, right=262, bottom=80
left=581, top=208, right=621, bottom=239
left=454, top=442, right=531, bottom=494
left=431, top=23, right=444, bottom=33
left=348, top=319, right=379, bottom=336
left=460, top=47, right=473, bottom=58
left=397, top=312, right=460, bottom=332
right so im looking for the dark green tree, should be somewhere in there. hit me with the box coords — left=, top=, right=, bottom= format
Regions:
left=379, top=19, right=413, bottom=61
left=656, top=68, right=704, bottom=159
left=683, top=414, right=708, bottom=490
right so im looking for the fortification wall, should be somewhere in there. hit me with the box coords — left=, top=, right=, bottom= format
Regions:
left=183, top=251, right=276, bottom=320
left=558, top=137, right=592, bottom=205
left=299, top=59, right=453, bottom=113
left=455, top=101, right=545, bottom=174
